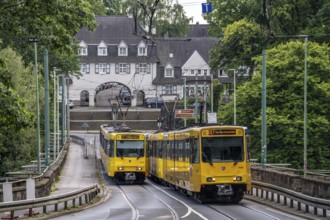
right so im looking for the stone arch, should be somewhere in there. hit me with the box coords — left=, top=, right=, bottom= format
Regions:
left=95, top=82, right=131, bottom=107
left=80, top=90, right=89, bottom=106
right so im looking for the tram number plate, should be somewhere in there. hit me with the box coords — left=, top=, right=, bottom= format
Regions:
left=125, top=173, right=136, bottom=180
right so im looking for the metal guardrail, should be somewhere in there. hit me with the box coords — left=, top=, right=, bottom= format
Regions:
left=0, top=184, right=99, bottom=218
left=248, top=181, right=330, bottom=218
left=250, top=162, right=330, bottom=181
left=70, top=135, right=88, bottom=159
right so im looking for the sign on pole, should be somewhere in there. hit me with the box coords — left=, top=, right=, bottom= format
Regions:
left=207, top=112, right=217, bottom=124
left=175, top=109, right=194, bottom=118
left=28, top=38, right=39, bottom=43
left=202, top=2, right=213, bottom=14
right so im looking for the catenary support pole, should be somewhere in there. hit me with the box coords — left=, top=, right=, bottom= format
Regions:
left=44, top=49, right=50, bottom=166
left=261, top=49, right=267, bottom=168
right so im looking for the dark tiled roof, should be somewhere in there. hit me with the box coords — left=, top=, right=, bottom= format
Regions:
left=75, top=16, right=146, bottom=44
left=76, top=16, right=159, bottom=63
left=186, top=24, right=210, bottom=37
left=152, top=37, right=218, bottom=85
left=154, top=37, right=218, bottom=67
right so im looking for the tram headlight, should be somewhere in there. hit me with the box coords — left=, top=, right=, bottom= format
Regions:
left=233, top=176, right=242, bottom=181
left=206, top=177, right=215, bottom=182
left=136, top=167, right=142, bottom=171
left=118, top=167, right=124, bottom=171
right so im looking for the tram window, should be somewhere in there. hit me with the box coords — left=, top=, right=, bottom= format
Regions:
left=190, top=138, right=199, bottom=163
left=202, top=137, right=243, bottom=162
left=159, top=142, right=163, bottom=158
left=104, top=139, right=109, bottom=154
left=170, top=141, right=174, bottom=160
left=230, top=146, right=243, bottom=161
left=185, top=141, right=190, bottom=162
left=116, top=140, right=144, bottom=157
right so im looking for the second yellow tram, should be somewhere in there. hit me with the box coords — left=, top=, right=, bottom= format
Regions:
left=148, top=125, right=251, bottom=203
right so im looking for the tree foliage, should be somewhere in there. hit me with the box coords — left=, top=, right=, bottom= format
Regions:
left=207, top=0, right=330, bottom=70
left=0, top=0, right=97, bottom=76
left=0, top=0, right=97, bottom=175
left=218, top=41, right=330, bottom=169
left=0, top=48, right=35, bottom=175
left=103, top=0, right=191, bottom=37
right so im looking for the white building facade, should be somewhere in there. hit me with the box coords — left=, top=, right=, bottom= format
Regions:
left=71, top=16, right=221, bottom=107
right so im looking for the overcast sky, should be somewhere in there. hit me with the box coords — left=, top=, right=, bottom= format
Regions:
left=178, top=0, right=208, bottom=24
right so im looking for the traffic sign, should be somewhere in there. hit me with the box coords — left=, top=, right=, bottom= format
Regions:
left=175, top=109, right=194, bottom=118
left=202, top=2, right=212, bottom=14
left=28, top=38, right=39, bottom=43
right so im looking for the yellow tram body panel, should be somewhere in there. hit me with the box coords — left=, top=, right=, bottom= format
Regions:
left=148, top=132, right=165, bottom=180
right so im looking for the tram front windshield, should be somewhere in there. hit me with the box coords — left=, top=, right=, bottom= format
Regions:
left=202, top=137, right=243, bottom=163
left=116, top=140, right=144, bottom=157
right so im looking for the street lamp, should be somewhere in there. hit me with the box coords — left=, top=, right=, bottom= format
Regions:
left=28, top=38, right=41, bottom=173
left=183, top=78, right=187, bottom=127
left=228, top=69, right=236, bottom=125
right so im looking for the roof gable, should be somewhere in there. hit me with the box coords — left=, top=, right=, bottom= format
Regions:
left=182, top=50, right=209, bottom=69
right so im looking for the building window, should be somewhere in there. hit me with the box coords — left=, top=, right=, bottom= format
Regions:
left=118, top=47, right=127, bottom=56
left=137, top=41, right=147, bottom=56
left=98, top=47, right=107, bottom=56
left=118, top=41, right=128, bottom=56
left=162, top=85, right=177, bottom=94
left=138, top=47, right=147, bottom=56
left=95, top=63, right=110, bottom=74
left=136, top=63, right=150, bottom=74
left=80, top=63, right=90, bottom=74
left=116, top=63, right=130, bottom=74
left=165, top=69, right=173, bottom=77
left=79, top=47, right=88, bottom=56
left=164, top=63, right=174, bottom=77
left=97, top=41, right=107, bottom=56
left=78, top=41, right=88, bottom=56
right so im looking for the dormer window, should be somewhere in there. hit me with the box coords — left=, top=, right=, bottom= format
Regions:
left=118, top=41, right=128, bottom=56
left=164, top=63, right=174, bottom=77
left=78, top=41, right=88, bottom=56
left=97, top=41, right=107, bottom=56
left=137, top=41, right=147, bottom=56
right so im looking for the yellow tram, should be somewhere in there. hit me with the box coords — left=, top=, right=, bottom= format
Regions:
left=100, top=124, right=148, bottom=184
left=147, top=125, right=251, bottom=203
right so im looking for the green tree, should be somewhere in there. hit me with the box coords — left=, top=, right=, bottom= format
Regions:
left=0, top=48, right=35, bottom=176
left=0, top=0, right=97, bottom=76
left=207, top=0, right=330, bottom=70
left=210, top=19, right=268, bottom=74
left=103, top=0, right=191, bottom=37
left=218, top=41, right=330, bottom=169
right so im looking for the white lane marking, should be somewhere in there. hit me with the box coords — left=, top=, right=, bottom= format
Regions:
left=147, top=180, right=208, bottom=220
left=120, top=189, right=139, bottom=220
left=245, top=205, right=281, bottom=220
left=143, top=185, right=180, bottom=220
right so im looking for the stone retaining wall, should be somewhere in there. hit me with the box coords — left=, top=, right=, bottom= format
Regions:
left=251, top=167, right=330, bottom=199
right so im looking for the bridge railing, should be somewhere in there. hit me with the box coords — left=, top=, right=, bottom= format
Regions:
left=248, top=181, right=330, bottom=218
left=0, top=184, right=99, bottom=219
left=250, top=161, right=330, bottom=181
